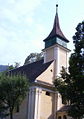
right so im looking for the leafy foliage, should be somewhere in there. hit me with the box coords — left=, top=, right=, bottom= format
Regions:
left=0, top=73, right=29, bottom=119
left=8, top=62, right=20, bottom=70
left=0, top=100, right=9, bottom=118
left=24, top=52, right=43, bottom=65
left=54, top=21, right=84, bottom=119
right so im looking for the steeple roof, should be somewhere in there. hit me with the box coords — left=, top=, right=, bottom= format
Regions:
left=44, top=5, right=69, bottom=42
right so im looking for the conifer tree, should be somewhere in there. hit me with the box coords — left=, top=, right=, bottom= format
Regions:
left=54, top=21, right=84, bottom=119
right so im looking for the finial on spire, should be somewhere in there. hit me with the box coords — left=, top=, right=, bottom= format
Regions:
left=56, top=4, right=58, bottom=13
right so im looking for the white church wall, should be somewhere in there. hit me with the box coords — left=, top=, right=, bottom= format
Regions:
left=59, top=48, right=67, bottom=71
left=27, top=86, right=42, bottom=119
left=44, top=47, right=54, bottom=63
left=40, top=90, right=55, bottom=119
left=36, top=62, right=54, bottom=84
left=57, top=93, right=64, bottom=110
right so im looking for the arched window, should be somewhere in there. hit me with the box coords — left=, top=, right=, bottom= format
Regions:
left=58, top=116, right=61, bottom=119
left=63, top=115, right=67, bottom=119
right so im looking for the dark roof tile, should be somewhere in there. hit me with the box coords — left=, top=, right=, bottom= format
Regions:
left=9, top=60, right=53, bottom=82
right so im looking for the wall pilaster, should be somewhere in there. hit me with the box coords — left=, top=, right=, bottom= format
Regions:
left=27, top=87, right=42, bottom=119
left=54, top=47, right=60, bottom=76
left=34, top=87, right=42, bottom=119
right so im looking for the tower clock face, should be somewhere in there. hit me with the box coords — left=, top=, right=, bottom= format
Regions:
left=57, top=37, right=67, bottom=48
left=45, top=37, right=67, bottom=48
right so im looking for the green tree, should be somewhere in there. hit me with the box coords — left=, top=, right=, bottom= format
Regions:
left=24, top=52, right=43, bottom=65
left=0, top=100, right=9, bottom=118
left=8, top=62, right=20, bottom=70
left=14, top=62, right=20, bottom=68
left=54, top=21, right=84, bottom=119
left=8, top=65, right=14, bottom=70
left=0, top=73, right=29, bottom=119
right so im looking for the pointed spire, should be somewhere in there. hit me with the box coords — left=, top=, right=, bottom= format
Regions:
left=44, top=5, right=69, bottom=42
left=56, top=4, right=58, bottom=14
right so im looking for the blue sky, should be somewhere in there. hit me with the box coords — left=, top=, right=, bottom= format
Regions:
left=0, top=0, right=84, bottom=65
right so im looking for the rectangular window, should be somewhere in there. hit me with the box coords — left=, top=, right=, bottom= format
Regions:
left=46, top=91, right=50, bottom=96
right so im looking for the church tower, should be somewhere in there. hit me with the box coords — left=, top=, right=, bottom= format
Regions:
left=43, top=5, right=70, bottom=76
left=8, top=5, right=71, bottom=119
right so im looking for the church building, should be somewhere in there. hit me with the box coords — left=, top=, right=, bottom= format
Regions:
left=8, top=5, right=71, bottom=119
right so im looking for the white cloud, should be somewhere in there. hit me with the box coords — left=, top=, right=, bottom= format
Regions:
left=0, top=0, right=77, bottom=65
left=25, top=17, right=33, bottom=25
left=0, top=0, right=43, bottom=24
left=1, top=8, right=19, bottom=23
left=0, top=0, right=47, bottom=65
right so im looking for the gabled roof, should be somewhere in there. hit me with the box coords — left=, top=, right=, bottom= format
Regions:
left=9, top=60, right=53, bottom=82
left=44, top=6, right=69, bottom=43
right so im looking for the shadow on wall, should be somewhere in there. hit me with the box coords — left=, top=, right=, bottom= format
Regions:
left=48, top=114, right=53, bottom=119
left=48, top=93, right=56, bottom=119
